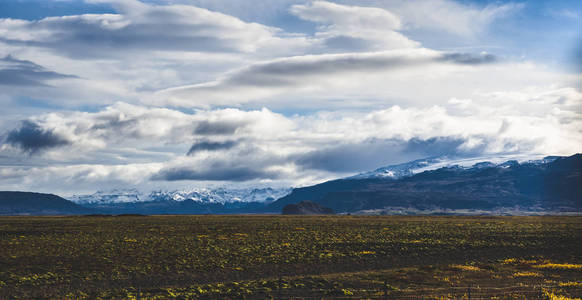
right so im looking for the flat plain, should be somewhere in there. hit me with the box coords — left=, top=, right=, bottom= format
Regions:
left=1, top=215, right=581, bottom=299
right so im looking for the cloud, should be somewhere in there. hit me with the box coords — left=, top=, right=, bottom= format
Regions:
left=194, top=120, right=244, bottom=135
left=0, top=162, right=164, bottom=195
left=153, top=145, right=290, bottom=181
left=187, top=139, right=238, bottom=155
left=5, top=120, right=70, bottom=154
left=292, top=1, right=401, bottom=29
left=0, top=0, right=307, bottom=59
left=156, top=49, right=498, bottom=107
left=290, top=1, right=418, bottom=51
left=574, top=38, right=582, bottom=90
left=0, top=83, right=580, bottom=192
left=0, top=102, right=294, bottom=162
left=291, top=135, right=534, bottom=173
left=0, top=0, right=535, bottom=113
left=440, top=52, right=497, bottom=65
left=0, top=55, right=76, bottom=86
left=549, top=9, right=580, bottom=20
left=6, top=84, right=576, bottom=162
left=384, top=0, right=524, bottom=37
left=294, top=137, right=469, bottom=172
left=152, top=164, right=279, bottom=182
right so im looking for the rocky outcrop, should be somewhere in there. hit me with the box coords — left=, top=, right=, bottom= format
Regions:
left=282, top=200, right=335, bottom=215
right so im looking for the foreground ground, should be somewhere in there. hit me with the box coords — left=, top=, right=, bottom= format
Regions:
left=1, top=215, right=581, bottom=299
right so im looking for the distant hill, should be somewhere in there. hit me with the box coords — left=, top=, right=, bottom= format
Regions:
left=282, top=201, right=334, bottom=215
left=0, top=191, right=94, bottom=215
left=268, top=154, right=582, bottom=214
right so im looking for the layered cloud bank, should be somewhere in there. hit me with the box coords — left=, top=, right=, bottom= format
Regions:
left=1, top=86, right=580, bottom=194
left=0, top=0, right=580, bottom=194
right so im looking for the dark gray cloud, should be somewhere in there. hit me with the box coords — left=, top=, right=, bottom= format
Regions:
left=236, top=51, right=497, bottom=80
left=295, top=137, right=469, bottom=172
left=187, top=140, right=238, bottom=155
left=440, top=52, right=497, bottom=65
left=8, top=30, right=241, bottom=59
left=91, top=118, right=139, bottom=133
left=194, top=121, right=242, bottom=135
left=0, top=55, right=76, bottom=86
left=403, top=137, right=467, bottom=156
left=5, top=121, right=70, bottom=154
left=153, top=144, right=287, bottom=181
left=152, top=163, right=279, bottom=181
left=233, top=53, right=430, bottom=84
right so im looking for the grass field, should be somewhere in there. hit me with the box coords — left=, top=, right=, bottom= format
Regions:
left=1, top=215, right=581, bottom=299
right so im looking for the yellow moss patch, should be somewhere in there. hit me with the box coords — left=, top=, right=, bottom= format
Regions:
left=559, top=282, right=582, bottom=287
left=502, top=258, right=517, bottom=264
left=521, top=259, right=539, bottom=264
left=451, top=265, right=481, bottom=271
left=503, top=258, right=540, bottom=265
left=535, top=263, right=582, bottom=270
left=513, top=271, right=542, bottom=277
left=544, top=290, right=581, bottom=300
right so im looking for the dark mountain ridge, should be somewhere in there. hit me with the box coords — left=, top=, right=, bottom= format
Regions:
left=268, top=154, right=582, bottom=213
left=0, top=191, right=93, bottom=215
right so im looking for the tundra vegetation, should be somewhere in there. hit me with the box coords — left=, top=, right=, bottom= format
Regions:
left=1, top=215, right=581, bottom=299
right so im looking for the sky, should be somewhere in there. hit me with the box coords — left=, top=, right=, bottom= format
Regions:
left=0, top=0, right=580, bottom=195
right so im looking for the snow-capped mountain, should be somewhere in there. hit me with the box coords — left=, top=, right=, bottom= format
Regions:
left=69, top=187, right=291, bottom=205
left=69, top=188, right=142, bottom=204
left=348, top=155, right=559, bottom=180
left=145, top=187, right=291, bottom=204
left=269, top=154, right=581, bottom=214
left=348, top=157, right=444, bottom=179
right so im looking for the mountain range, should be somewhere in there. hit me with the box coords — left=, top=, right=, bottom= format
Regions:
left=67, top=187, right=291, bottom=214
left=267, top=154, right=581, bottom=214
left=1, top=154, right=580, bottom=215
left=70, top=187, right=291, bottom=205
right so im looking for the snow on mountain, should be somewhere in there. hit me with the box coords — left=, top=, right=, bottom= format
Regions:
left=348, top=157, right=442, bottom=180
left=348, top=154, right=559, bottom=180
left=69, top=187, right=292, bottom=205
left=69, top=188, right=142, bottom=204
left=146, top=187, right=292, bottom=204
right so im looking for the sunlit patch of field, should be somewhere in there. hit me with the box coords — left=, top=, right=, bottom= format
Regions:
left=0, top=215, right=581, bottom=299
left=535, top=263, right=582, bottom=270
